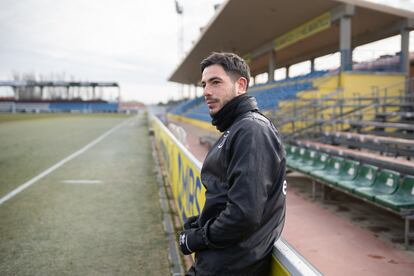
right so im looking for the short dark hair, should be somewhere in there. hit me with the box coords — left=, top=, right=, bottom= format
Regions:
left=200, top=52, right=250, bottom=88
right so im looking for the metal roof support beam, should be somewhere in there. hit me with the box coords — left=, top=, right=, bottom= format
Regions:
left=250, top=41, right=274, bottom=60
left=187, top=84, right=192, bottom=99
left=339, top=5, right=354, bottom=72
left=193, top=84, right=197, bottom=99
left=330, top=3, right=355, bottom=22
left=268, top=50, right=276, bottom=84
left=12, top=87, right=18, bottom=101
left=400, top=20, right=413, bottom=75
left=92, top=86, right=96, bottom=100
left=340, top=16, right=352, bottom=71
left=39, top=86, right=44, bottom=100
left=400, top=28, right=409, bottom=75
left=310, top=58, right=315, bottom=73
left=401, top=26, right=410, bottom=95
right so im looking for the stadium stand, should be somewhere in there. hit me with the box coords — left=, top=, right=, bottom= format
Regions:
left=0, top=80, right=120, bottom=113
left=273, top=76, right=413, bottom=232
left=0, top=102, right=15, bottom=112
left=353, top=52, right=414, bottom=73
left=0, top=101, right=119, bottom=113
left=250, top=77, right=316, bottom=110
left=168, top=70, right=330, bottom=122
left=168, top=97, right=204, bottom=115
left=273, top=76, right=412, bottom=139
left=321, top=131, right=414, bottom=159
left=186, top=103, right=211, bottom=122
left=166, top=48, right=414, bottom=258
left=49, top=102, right=118, bottom=112
left=14, top=102, right=50, bottom=113
left=166, top=52, right=414, bottom=251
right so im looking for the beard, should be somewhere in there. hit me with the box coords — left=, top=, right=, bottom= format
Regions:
left=207, top=85, right=238, bottom=115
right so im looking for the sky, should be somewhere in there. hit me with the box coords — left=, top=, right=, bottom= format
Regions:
left=0, top=0, right=413, bottom=104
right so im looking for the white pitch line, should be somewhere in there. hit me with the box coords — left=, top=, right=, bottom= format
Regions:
left=0, top=117, right=133, bottom=205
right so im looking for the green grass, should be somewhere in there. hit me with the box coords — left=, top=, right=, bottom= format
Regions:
left=0, top=113, right=132, bottom=124
left=0, top=114, right=131, bottom=197
left=0, top=113, right=170, bottom=275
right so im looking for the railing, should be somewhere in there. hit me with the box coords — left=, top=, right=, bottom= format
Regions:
left=150, top=115, right=322, bottom=276
left=271, top=88, right=342, bottom=130
left=271, top=72, right=341, bottom=123
left=275, top=77, right=413, bottom=141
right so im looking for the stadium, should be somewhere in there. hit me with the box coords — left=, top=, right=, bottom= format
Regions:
left=1, top=0, right=414, bottom=275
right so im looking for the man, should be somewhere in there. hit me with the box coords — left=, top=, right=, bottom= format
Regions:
left=179, top=52, right=286, bottom=275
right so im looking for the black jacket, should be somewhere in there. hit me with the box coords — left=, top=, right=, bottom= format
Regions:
left=188, top=96, right=286, bottom=275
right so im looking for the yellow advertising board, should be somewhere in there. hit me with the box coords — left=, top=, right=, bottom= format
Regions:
left=152, top=116, right=206, bottom=223
left=274, top=12, right=331, bottom=51
left=243, top=53, right=252, bottom=64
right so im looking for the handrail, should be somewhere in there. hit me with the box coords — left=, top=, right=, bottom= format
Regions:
left=272, top=72, right=341, bottom=117
left=276, top=77, right=413, bottom=140
left=273, top=88, right=343, bottom=125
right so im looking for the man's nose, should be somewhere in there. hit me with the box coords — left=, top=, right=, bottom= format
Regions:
left=203, top=86, right=211, bottom=97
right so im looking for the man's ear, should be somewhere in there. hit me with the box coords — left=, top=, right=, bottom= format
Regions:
left=236, top=77, right=248, bottom=95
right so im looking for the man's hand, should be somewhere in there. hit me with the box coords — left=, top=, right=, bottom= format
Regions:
left=183, top=216, right=199, bottom=230
left=179, top=228, right=206, bottom=255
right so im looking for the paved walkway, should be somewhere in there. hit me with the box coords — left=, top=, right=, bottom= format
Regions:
left=167, top=118, right=219, bottom=162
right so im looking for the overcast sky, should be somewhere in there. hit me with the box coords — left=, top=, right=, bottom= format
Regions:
left=0, top=0, right=413, bottom=104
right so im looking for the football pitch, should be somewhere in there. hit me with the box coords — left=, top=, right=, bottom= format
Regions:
left=0, top=113, right=170, bottom=275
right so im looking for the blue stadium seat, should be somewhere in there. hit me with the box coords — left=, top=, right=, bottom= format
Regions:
left=168, top=70, right=329, bottom=121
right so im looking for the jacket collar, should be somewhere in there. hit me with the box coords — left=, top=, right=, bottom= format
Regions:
left=211, top=94, right=259, bottom=132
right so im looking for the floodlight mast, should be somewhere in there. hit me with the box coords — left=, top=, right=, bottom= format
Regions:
left=175, top=0, right=184, bottom=58
left=174, top=0, right=185, bottom=99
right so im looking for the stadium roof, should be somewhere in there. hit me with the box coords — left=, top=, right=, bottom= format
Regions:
left=169, top=0, right=414, bottom=84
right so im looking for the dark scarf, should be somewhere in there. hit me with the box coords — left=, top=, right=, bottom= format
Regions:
left=211, top=94, right=259, bottom=132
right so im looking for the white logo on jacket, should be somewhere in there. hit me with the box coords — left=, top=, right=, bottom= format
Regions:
left=282, top=180, right=287, bottom=195
left=218, top=131, right=230, bottom=149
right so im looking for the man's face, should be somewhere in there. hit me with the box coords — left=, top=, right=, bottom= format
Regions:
left=201, top=64, right=241, bottom=115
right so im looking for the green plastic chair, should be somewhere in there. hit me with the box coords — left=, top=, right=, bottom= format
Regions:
left=289, top=149, right=317, bottom=170
left=336, top=164, right=378, bottom=192
left=310, top=157, right=344, bottom=184
left=286, top=146, right=299, bottom=163
left=375, top=176, right=414, bottom=211
left=300, top=150, right=319, bottom=166
left=287, top=146, right=307, bottom=167
left=292, top=147, right=306, bottom=161
left=285, top=144, right=292, bottom=154
left=333, top=160, right=360, bottom=184
left=297, top=153, right=330, bottom=174
left=354, top=169, right=400, bottom=201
